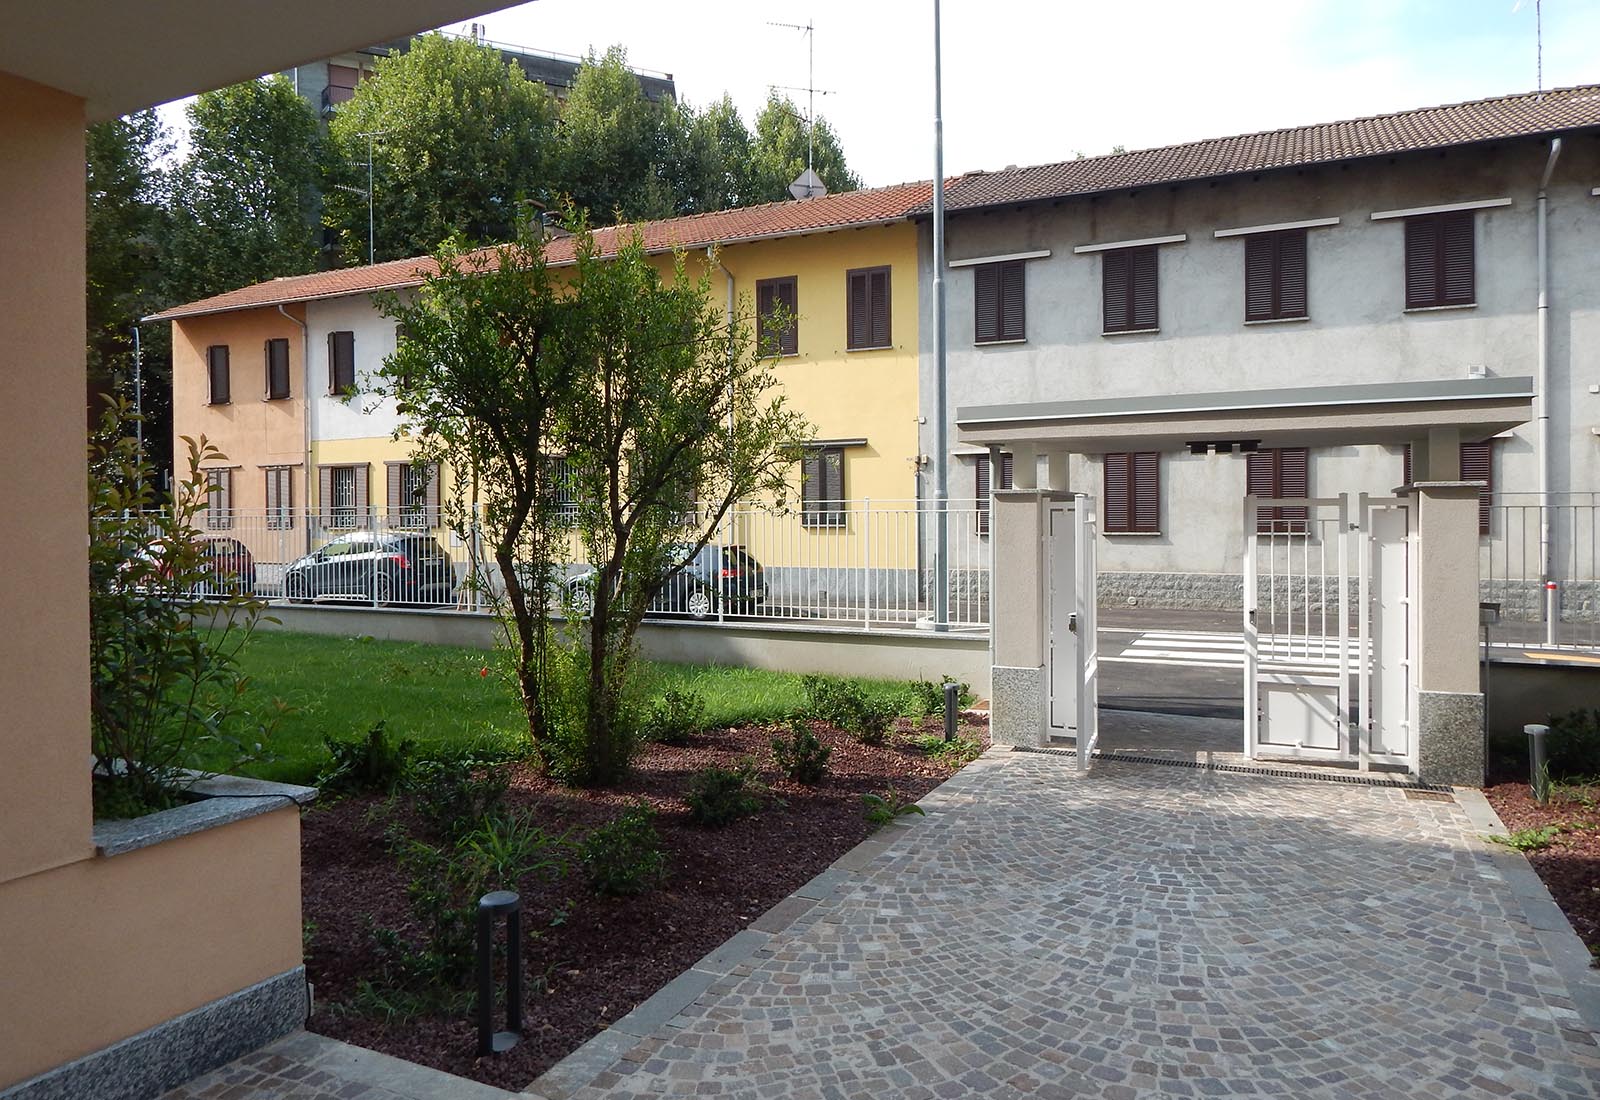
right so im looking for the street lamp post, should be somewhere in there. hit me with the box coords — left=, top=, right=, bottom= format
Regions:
left=931, top=0, right=949, bottom=632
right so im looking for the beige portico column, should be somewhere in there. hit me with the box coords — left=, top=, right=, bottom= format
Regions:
left=990, top=445, right=1048, bottom=746
left=1409, top=428, right=1487, bottom=785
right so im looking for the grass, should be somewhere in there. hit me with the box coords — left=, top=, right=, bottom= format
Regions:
left=209, top=630, right=928, bottom=784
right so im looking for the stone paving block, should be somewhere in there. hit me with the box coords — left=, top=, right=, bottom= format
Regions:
left=749, top=893, right=819, bottom=933
left=692, top=928, right=771, bottom=976
left=609, top=966, right=721, bottom=1038
left=793, top=866, right=852, bottom=900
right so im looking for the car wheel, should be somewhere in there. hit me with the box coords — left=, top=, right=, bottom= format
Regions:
left=374, top=573, right=393, bottom=606
left=568, top=583, right=593, bottom=617
left=686, top=588, right=715, bottom=620
left=285, top=574, right=308, bottom=603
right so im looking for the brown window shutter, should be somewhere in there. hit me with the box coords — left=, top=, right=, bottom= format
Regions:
left=755, top=280, right=776, bottom=349
left=265, top=338, right=290, bottom=399
left=1278, top=448, right=1309, bottom=533
left=974, top=264, right=999, bottom=343
left=1102, top=250, right=1129, bottom=332
left=1246, top=450, right=1275, bottom=533
left=802, top=450, right=822, bottom=508
left=1130, top=246, right=1158, bottom=330
left=1461, top=441, right=1492, bottom=534
left=318, top=466, right=333, bottom=526
left=1132, top=451, right=1160, bottom=533
left=778, top=279, right=798, bottom=355
left=425, top=463, right=442, bottom=526
left=870, top=269, right=890, bottom=347
left=847, top=271, right=869, bottom=349
left=1000, top=260, right=1025, bottom=340
left=1402, top=444, right=1413, bottom=486
left=353, top=463, right=369, bottom=519
left=1405, top=216, right=1439, bottom=308
left=1277, top=229, right=1308, bottom=318
left=975, top=456, right=990, bottom=534
left=207, top=345, right=231, bottom=404
left=329, top=331, right=355, bottom=393
left=1102, top=453, right=1132, bottom=532
left=1440, top=211, right=1475, bottom=305
left=1244, top=234, right=1275, bottom=321
left=386, top=462, right=403, bottom=518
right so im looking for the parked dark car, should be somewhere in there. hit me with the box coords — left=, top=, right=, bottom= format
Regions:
left=283, top=531, right=454, bottom=606
left=565, top=544, right=766, bottom=620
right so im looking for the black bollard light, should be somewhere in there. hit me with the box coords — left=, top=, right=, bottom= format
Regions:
left=476, top=890, right=523, bottom=1057
left=1526, top=724, right=1551, bottom=805
left=943, top=681, right=960, bottom=743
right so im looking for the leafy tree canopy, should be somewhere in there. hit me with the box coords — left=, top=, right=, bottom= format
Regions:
left=747, top=91, right=862, bottom=202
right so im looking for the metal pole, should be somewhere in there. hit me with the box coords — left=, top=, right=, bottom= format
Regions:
left=367, top=131, right=376, bottom=266
left=131, top=325, right=144, bottom=468
left=931, top=0, right=949, bottom=632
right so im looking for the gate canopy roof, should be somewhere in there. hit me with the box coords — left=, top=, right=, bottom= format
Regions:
left=956, top=376, right=1532, bottom=453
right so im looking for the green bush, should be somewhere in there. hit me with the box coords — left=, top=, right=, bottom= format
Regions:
left=802, top=674, right=897, bottom=745
left=410, top=759, right=511, bottom=841
left=320, top=721, right=416, bottom=794
left=641, top=688, right=707, bottom=745
left=772, top=720, right=832, bottom=785
left=685, top=763, right=762, bottom=827
left=854, top=699, right=897, bottom=746
left=581, top=802, right=668, bottom=896
left=904, top=676, right=974, bottom=717
left=1548, top=708, right=1600, bottom=780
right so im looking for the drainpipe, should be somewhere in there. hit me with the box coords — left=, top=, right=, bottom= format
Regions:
left=278, top=303, right=313, bottom=556
left=1536, top=138, right=1562, bottom=645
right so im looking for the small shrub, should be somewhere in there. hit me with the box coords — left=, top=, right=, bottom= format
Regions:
left=410, top=759, right=511, bottom=842
left=641, top=689, right=707, bottom=745
left=1486, top=824, right=1564, bottom=852
left=772, top=720, right=832, bottom=785
left=801, top=674, right=868, bottom=727
left=904, top=676, right=975, bottom=718
left=321, top=721, right=415, bottom=794
left=862, top=788, right=926, bottom=830
left=854, top=699, right=897, bottom=747
left=1548, top=708, right=1600, bottom=781
left=686, top=763, right=762, bottom=827
left=581, top=802, right=668, bottom=897
left=907, top=733, right=983, bottom=767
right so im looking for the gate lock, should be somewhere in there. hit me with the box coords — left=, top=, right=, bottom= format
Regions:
left=1067, top=612, right=1079, bottom=634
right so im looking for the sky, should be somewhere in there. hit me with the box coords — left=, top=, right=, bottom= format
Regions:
left=428, top=0, right=1600, bottom=186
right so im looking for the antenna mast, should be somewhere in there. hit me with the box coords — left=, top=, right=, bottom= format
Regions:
left=769, top=20, right=833, bottom=195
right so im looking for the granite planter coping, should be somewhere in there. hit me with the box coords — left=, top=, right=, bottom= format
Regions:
left=93, top=771, right=318, bottom=858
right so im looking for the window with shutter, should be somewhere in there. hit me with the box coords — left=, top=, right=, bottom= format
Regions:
left=846, top=267, right=891, bottom=350
left=204, top=469, right=233, bottom=530
left=974, top=260, right=1026, bottom=344
left=1403, top=441, right=1492, bottom=534
left=207, top=345, right=231, bottom=404
left=1102, top=452, right=1160, bottom=533
left=387, top=461, right=439, bottom=528
left=265, top=338, right=291, bottom=399
left=1246, top=448, right=1309, bottom=533
left=265, top=467, right=294, bottom=529
left=1102, top=246, right=1158, bottom=333
left=320, top=464, right=366, bottom=528
left=975, top=452, right=1015, bottom=534
left=1404, top=211, right=1475, bottom=309
left=801, top=446, right=846, bottom=527
left=756, top=276, right=799, bottom=356
left=328, top=330, right=356, bottom=393
left=1244, top=229, right=1308, bottom=322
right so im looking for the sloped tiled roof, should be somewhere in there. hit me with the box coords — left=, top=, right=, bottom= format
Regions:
left=146, top=181, right=932, bottom=321
left=917, top=84, right=1600, bottom=215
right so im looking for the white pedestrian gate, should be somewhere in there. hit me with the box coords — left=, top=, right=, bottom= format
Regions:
left=1047, top=495, right=1100, bottom=771
left=1243, top=492, right=1414, bottom=771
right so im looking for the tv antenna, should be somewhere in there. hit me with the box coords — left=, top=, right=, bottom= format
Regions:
left=1512, top=0, right=1544, bottom=94
left=769, top=20, right=835, bottom=197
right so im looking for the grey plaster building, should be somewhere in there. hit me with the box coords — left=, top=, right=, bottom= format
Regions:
left=918, top=85, right=1600, bottom=617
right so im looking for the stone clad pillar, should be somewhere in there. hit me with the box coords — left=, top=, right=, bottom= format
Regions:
left=990, top=484, right=1046, bottom=747
left=1412, top=478, right=1485, bottom=786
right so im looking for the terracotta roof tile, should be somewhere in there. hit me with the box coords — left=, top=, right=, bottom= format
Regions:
left=915, top=84, right=1600, bottom=215
left=146, top=181, right=932, bottom=321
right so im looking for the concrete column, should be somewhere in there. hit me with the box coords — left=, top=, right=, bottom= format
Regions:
left=989, top=488, right=1046, bottom=747
left=1012, top=444, right=1038, bottom=490
left=0, top=73, right=93, bottom=882
left=1045, top=451, right=1071, bottom=494
left=1412, top=481, right=1485, bottom=785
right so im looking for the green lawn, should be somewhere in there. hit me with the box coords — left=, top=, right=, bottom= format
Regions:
left=211, top=630, right=928, bottom=784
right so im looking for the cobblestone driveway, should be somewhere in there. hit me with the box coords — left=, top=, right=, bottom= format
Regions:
left=552, top=751, right=1600, bottom=1099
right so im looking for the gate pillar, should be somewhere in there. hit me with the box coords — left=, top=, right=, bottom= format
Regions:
left=990, top=487, right=1048, bottom=747
left=1412, top=480, right=1485, bottom=786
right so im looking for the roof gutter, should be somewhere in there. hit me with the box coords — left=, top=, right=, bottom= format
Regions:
left=1536, top=136, right=1562, bottom=643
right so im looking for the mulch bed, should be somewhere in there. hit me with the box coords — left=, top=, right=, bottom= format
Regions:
left=1482, top=779, right=1600, bottom=961
left=301, top=715, right=988, bottom=1090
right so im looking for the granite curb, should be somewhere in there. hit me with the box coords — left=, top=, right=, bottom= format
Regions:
left=1453, top=785, right=1600, bottom=1033
left=518, top=747, right=1011, bottom=1098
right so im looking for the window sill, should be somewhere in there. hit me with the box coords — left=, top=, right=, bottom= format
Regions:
left=263, top=395, right=291, bottom=402
left=1243, top=316, right=1310, bottom=326
left=1403, top=303, right=1476, bottom=314
left=845, top=345, right=894, bottom=353
left=1101, top=328, right=1160, bottom=337
left=975, top=338, right=1027, bottom=347
left=207, top=400, right=231, bottom=406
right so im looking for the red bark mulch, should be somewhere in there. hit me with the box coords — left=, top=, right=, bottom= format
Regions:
left=301, top=716, right=988, bottom=1090
left=1482, top=779, right=1600, bottom=962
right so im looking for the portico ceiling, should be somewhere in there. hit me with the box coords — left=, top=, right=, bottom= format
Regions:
left=0, top=1, right=514, bottom=121
left=956, top=376, right=1534, bottom=454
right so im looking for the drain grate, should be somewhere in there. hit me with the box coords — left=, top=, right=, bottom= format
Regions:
left=1403, top=788, right=1457, bottom=803
left=1011, top=744, right=1453, bottom=792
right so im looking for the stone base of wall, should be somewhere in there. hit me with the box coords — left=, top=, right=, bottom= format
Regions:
left=990, top=665, right=1045, bottom=747
left=1417, top=690, right=1485, bottom=788
left=1, top=968, right=306, bottom=1100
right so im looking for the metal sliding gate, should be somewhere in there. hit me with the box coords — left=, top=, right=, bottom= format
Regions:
left=1243, top=493, right=1414, bottom=771
left=1047, top=494, right=1100, bottom=771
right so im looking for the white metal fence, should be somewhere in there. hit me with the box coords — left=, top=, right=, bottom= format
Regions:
left=179, top=499, right=994, bottom=631
left=1481, top=494, right=1600, bottom=651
